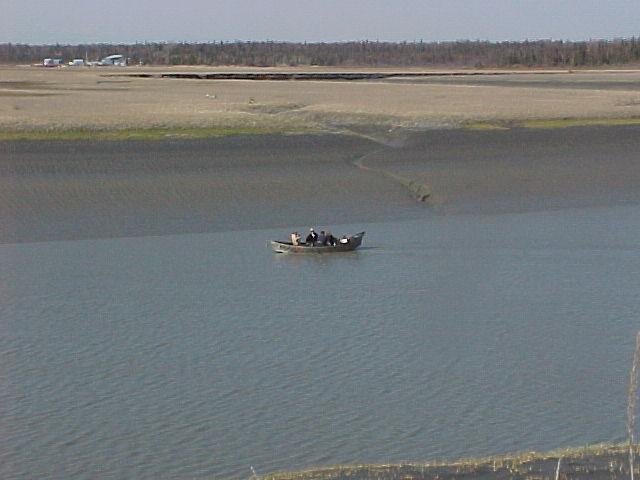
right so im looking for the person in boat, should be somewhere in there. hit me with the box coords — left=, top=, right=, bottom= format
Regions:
left=326, top=232, right=337, bottom=246
left=340, top=235, right=349, bottom=244
left=306, top=228, right=318, bottom=245
left=318, top=230, right=327, bottom=246
left=290, top=231, right=301, bottom=246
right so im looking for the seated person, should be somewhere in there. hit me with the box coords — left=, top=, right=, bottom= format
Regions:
left=306, top=228, right=318, bottom=245
left=339, top=235, right=349, bottom=244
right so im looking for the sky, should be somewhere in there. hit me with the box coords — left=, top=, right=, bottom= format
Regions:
left=2, top=0, right=640, bottom=45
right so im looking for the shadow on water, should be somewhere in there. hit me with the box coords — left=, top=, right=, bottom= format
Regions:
left=271, top=250, right=363, bottom=266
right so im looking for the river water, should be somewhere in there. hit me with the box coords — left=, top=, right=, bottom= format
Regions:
left=1, top=202, right=639, bottom=479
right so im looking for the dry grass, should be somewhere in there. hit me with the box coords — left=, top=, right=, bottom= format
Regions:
left=264, top=443, right=636, bottom=480
left=3, top=66, right=640, bottom=137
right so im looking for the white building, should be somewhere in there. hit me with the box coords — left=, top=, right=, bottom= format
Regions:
left=99, top=54, right=126, bottom=66
left=43, top=58, right=63, bottom=67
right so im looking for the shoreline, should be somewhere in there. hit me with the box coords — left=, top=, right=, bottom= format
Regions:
left=2, top=115, right=640, bottom=142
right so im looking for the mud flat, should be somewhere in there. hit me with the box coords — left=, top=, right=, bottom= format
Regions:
left=359, top=124, right=640, bottom=214
left=0, top=134, right=423, bottom=243
left=3, top=122, right=640, bottom=243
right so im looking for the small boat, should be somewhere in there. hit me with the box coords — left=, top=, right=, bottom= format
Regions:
left=270, top=232, right=365, bottom=254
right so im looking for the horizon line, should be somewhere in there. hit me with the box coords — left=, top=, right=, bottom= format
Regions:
left=2, top=35, right=640, bottom=47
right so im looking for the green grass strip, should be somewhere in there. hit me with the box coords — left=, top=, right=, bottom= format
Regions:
left=464, top=117, right=640, bottom=131
left=0, top=125, right=312, bottom=142
left=522, top=117, right=640, bottom=129
left=462, top=121, right=510, bottom=131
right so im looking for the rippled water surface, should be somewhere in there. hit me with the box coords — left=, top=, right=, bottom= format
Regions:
left=2, top=205, right=640, bottom=479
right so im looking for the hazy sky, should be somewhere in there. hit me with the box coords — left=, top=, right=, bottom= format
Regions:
left=3, top=0, right=639, bottom=44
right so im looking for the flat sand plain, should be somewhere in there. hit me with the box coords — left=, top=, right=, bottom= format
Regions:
left=2, top=66, right=640, bottom=133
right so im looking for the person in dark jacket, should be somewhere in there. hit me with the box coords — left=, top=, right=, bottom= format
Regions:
left=326, top=232, right=337, bottom=246
left=306, top=228, right=318, bottom=245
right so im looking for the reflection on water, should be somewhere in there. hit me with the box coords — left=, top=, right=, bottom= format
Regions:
left=1, top=205, right=640, bottom=479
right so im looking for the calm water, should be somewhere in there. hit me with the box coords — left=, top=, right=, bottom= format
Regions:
left=2, top=204, right=640, bottom=479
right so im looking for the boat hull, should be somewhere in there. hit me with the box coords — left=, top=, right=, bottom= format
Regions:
left=270, top=232, right=365, bottom=253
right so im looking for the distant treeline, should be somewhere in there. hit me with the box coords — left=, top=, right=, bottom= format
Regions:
left=2, top=39, right=640, bottom=67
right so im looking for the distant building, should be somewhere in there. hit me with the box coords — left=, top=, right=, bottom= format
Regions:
left=43, top=58, right=63, bottom=67
left=99, top=54, right=126, bottom=66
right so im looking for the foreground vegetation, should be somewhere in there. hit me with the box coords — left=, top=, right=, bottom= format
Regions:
left=263, top=333, right=640, bottom=480
left=3, top=38, right=640, bottom=67
left=263, top=443, right=635, bottom=480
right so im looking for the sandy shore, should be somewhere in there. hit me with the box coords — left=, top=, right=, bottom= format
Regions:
left=2, top=66, right=640, bottom=134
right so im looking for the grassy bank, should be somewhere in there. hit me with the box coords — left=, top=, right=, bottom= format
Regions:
left=465, top=116, right=640, bottom=131
left=0, top=125, right=313, bottom=142
left=4, top=115, right=640, bottom=142
left=263, top=443, right=635, bottom=480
